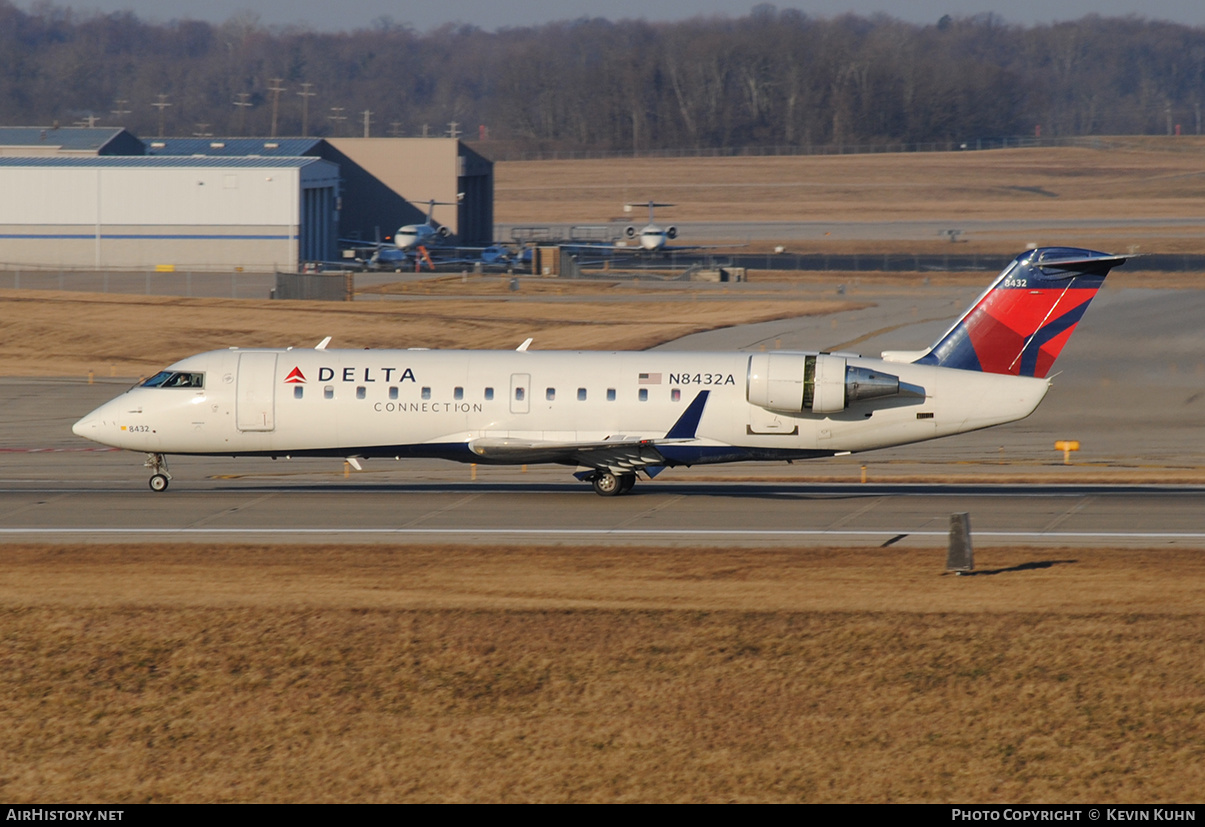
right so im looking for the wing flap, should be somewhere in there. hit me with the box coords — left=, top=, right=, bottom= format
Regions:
left=467, top=390, right=713, bottom=472
left=468, top=436, right=665, bottom=471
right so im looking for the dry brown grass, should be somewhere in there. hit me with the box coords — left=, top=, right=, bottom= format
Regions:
left=1, top=544, right=1202, bottom=803
left=496, top=144, right=1205, bottom=255
left=0, top=289, right=856, bottom=377
left=496, top=144, right=1205, bottom=224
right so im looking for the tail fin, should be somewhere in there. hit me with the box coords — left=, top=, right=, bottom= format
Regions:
left=908, top=247, right=1127, bottom=378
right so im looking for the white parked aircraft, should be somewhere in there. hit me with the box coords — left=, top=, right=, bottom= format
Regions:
left=392, top=196, right=460, bottom=251
left=73, top=247, right=1126, bottom=495
left=624, top=200, right=679, bottom=251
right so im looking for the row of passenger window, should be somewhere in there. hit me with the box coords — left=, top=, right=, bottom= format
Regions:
left=292, top=386, right=684, bottom=402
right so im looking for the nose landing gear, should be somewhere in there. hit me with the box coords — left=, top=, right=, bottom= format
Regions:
left=145, top=453, right=171, bottom=492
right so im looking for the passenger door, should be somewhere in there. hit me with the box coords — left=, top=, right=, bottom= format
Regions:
left=236, top=352, right=277, bottom=431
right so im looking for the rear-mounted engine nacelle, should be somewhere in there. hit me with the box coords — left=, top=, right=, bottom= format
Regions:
left=747, top=353, right=900, bottom=414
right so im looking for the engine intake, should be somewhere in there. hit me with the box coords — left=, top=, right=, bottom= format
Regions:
left=747, top=353, right=900, bottom=414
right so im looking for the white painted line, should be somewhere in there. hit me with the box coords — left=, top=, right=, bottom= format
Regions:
left=1, top=528, right=1204, bottom=539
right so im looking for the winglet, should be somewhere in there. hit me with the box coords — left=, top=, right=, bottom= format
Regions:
left=516, top=337, right=533, bottom=352
left=664, top=391, right=709, bottom=439
left=315, top=336, right=331, bottom=350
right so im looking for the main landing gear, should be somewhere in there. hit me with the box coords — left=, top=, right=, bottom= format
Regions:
left=145, top=453, right=171, bottom=492
left=589, top=471, right=637, bottom=497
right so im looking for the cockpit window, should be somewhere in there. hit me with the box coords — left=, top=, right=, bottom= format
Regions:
left=142, top=371, right=205, bottom=389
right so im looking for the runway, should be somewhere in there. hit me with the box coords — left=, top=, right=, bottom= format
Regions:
left=3, top=282, right=1203, bottom=548
left=1, top=480, right=1203, bottom=547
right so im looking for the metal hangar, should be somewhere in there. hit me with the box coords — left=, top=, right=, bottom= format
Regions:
left=0, top=156, right=340, bottom=273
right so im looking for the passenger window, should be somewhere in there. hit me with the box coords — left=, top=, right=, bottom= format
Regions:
left=356, top=387, right=366, bottom=400
left=607, top=389, right=616, bottom=402
left=639, top=389, right=648, bottom=402
left=421, top=387, right=431, bottom=400
left=485, top=387, right=494, bottom=401
left=577, top=388, right=587, bottom=401
left=454, top=387, right=464, bottom=400
left=546, top=388, right=555, bottom=401
left=324, top=386, right=334, bottom=399
left=671, top=388, right=681, bottom=402
left=389, top=387, right=398, bottom=400
left=294, top=386, right=304, bottom=400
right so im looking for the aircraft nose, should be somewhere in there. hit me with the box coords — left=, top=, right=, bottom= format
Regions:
left=72, top=414, right=95, bottom=438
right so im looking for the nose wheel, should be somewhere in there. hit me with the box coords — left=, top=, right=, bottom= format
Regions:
left=144, top=453, right=172, bottom=492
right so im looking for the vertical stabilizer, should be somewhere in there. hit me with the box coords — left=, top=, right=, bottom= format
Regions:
left=912, top=247, right=1126, bottom=377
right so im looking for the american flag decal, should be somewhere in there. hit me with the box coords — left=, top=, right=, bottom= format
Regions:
left=638, top=372, right=662, bottom=385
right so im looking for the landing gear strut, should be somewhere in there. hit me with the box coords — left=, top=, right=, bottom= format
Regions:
left=145, top=453, right=171, bottom=492
left=590, top=471, right=637, bottom=497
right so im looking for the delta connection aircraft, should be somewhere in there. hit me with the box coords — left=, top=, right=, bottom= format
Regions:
left=73, top=247, right=1126, bottom=496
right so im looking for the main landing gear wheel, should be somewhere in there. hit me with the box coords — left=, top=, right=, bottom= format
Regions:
left=592, top=472, right=621, bottom=496
left=591, top=472, right=637, bottom=497
left=149, top=474, right=169, bottom=492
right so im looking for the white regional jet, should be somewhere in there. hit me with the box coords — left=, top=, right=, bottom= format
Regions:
left=73, top=247, right=1126, bottom=495
left=625, top=200, right=679, bottom=250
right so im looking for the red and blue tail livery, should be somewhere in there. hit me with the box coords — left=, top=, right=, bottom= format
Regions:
left=914, top=247, right=1127, bottom=378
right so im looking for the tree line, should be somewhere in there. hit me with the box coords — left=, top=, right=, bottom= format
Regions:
left=3, top=2, right=1204, bottom=155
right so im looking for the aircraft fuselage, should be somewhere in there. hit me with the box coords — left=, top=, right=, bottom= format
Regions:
left=73, top=348, right=1048, bottom=464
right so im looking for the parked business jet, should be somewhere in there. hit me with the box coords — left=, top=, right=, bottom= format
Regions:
left=73, top=247, right=1125, bottom=495
left=624, top=201, right=679, bottom=251
left=393, top=197, right=460, bottom=251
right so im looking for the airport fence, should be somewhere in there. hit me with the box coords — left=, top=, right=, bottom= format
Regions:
left=274, top=271, right=355, bottom=301
left=584, top=251, right=1205, bottom=274
left=1, top=268, right=278, bottom=299
left=4, top=251, right=1201, bottom=302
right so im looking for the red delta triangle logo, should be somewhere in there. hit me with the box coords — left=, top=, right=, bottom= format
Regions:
left=284, top=367, right=306, bottom=384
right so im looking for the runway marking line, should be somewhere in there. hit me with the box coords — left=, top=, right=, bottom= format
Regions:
left=2, top=527, right=1205, bottom=539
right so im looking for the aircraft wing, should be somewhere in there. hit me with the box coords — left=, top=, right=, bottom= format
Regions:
left=468, top=436, right=671, bottom=472
left=425, top=245, right=514, bottom=266
left=466, top=390, right=711, bottom=473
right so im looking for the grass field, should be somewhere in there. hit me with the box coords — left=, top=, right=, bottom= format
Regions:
left=496, top=142, right=1205, bottom=223
left=0, top=286, right=857, bottom=377
left=2, top=544, right=1203, bottom=803
left=495, top=142, right=1205, bottom=254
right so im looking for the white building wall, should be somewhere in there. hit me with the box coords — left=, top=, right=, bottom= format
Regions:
left=0, top=166, right=298, bottom=226
left=0, top=161, right=338, bottom=273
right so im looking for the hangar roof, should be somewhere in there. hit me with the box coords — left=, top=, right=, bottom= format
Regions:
left=0, top=127, right=143, bottom=155
left=143, top=137, right=325, bottom=156
left=0, top=156, right=328, bottom=169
